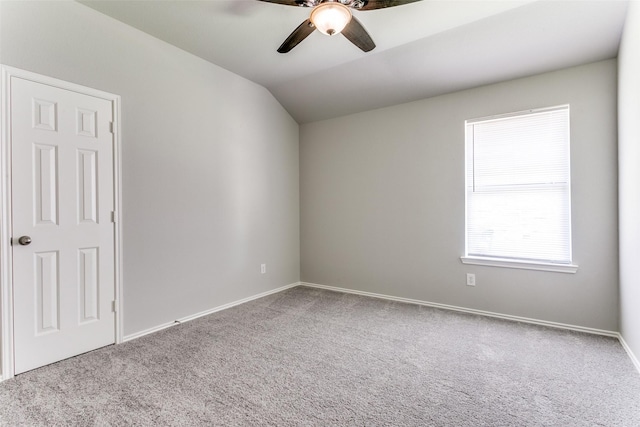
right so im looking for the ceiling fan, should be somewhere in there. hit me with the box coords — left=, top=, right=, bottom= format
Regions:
left=258, top=0, right=421, bottom=53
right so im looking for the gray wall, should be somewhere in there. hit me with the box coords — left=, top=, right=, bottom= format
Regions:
left=619, top=0, right=640, bottom=364
left=300, top=60, right=619, bottom=331
left=0, top=0, right=629, bottom=380
left=0, top=0, right=300, bottom=371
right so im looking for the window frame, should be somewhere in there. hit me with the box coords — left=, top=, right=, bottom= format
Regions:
left=461, top=105, right=578, bottom=274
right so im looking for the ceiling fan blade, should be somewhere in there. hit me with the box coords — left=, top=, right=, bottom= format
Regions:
left=359, top=0, right=421, bottom=11
left=341, top=16, right=375, bottom=52
left=257, top=0, right=313, bottom=7
left=278, top=19, right=316, bottom=53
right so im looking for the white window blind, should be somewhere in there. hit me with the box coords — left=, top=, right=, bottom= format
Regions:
left=465, top=105, right=572, bottom=265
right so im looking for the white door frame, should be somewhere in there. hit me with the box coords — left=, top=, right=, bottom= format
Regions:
left=0, top=65, right=124, bottom=381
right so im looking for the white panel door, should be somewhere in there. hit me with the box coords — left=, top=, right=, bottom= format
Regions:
left=11, top=77, right=116, bottom=374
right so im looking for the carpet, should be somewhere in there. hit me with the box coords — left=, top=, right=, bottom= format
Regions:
left=1, top=286, right=639, bottom=426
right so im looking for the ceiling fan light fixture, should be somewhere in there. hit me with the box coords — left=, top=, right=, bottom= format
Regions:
left=310, top=2, right=352, bottom=36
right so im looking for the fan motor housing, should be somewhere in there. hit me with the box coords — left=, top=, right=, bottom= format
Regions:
left=297, top=0, right=368, bottom=9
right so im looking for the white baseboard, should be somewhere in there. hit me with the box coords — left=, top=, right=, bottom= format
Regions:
left=123, top=282, right=300, bottom=342
left=300, top=282, right=619, bottom=338
left=123, top=321, right=178, bottom=343
left=176, top=282, right=299, bottom=324
left=7, top=280, right=639, bottom=381
left=618, top=334, right=640, bottom=375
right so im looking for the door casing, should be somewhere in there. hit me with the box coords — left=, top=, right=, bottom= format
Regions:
left=0, top=65, right=124, bottom=381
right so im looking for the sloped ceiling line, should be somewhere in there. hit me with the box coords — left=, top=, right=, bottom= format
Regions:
left=80, top=0, right=628, bottom=123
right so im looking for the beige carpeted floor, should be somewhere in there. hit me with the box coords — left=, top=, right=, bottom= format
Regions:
left=1, top=286, right=639, bottom=426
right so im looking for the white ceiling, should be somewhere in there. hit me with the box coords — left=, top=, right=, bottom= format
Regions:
left=80, top=0, right=629, bottom=123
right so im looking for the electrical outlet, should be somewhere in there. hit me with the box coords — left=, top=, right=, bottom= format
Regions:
left=261, top=264, right=266, bottom=274
left=466, top=273, right=476, bottom=286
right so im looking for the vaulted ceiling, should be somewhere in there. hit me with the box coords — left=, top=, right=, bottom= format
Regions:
left=80, top=0, right=628, bottom=123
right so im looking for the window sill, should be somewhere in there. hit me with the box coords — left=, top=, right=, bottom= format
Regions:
left=460, top=256, right=578, bottom=274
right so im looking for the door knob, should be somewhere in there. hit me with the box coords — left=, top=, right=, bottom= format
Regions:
left=18, top=236, right=32, bottom=246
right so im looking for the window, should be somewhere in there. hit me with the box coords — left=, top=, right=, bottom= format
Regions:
left=461, top=105, right=577, bottom=273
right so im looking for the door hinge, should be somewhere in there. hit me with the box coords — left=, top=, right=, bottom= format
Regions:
left=111, top=211, right=117, bottom=223
left=109, top=122, right=114, bottom=133
left=112, top=300, right=118, bottom=313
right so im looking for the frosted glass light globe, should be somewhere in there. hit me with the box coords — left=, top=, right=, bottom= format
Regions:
left=310, top=3, right=352, bottom=36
